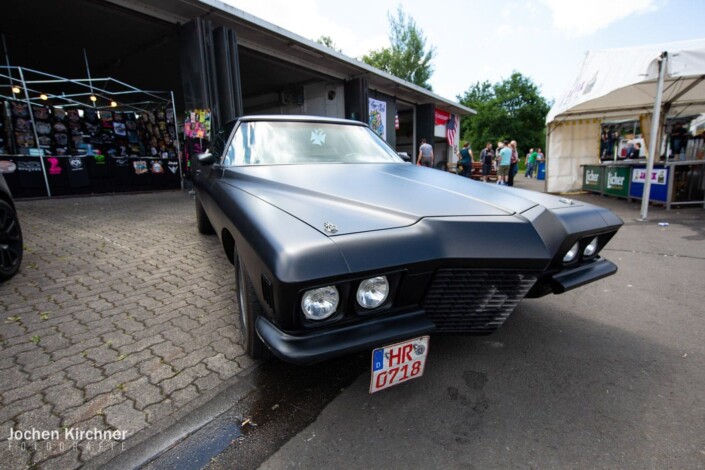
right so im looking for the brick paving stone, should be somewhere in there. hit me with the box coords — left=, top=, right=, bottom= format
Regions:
left=0, top=193, right=248, bottom=468
left=83, top=366, right=141, bottom=401
left=66, top=363, right=105, bottom=388
left=3, top=373, right=65, bottom=405
left=170, top=385, right=200, bottom=410
left=159, top=363, right=210, bottom=396
left=205, top=353, right=242, bottom=380
left=103, top=400, right=146, bottom=437
left=102, top=349, right=152, bottom=376
left=43, top=383, right=86, bottom=414
left=63, top=393, right=123, bottom=428
left=123, top=377, right=164, bottom=411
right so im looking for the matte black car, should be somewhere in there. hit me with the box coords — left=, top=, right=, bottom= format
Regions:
left=193, top=116, right=622, bottom=366
left=0, top=172, right=23, bottom=281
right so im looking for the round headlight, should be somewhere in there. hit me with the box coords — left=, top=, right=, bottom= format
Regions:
left=583, top=237, right=599, bottom=257
left=356, top=276, right=389, bottom=309
left=563, top=242, right=580, bottom=264
left=301, top=286, right=339, bottom=321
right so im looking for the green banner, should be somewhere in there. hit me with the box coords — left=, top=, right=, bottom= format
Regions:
left=582, top=165, right=603, bottom=192
left=603, top=166, right=630, bottom=197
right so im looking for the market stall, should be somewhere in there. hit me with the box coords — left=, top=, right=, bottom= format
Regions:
left=546, top=39, right=705, bottom=212
left=0, top=66, right=183, bottom=198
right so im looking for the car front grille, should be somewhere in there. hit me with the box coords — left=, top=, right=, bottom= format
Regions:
left=422, top=269, right=538, bottom=333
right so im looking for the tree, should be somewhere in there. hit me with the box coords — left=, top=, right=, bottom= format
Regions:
left=458, top=72, right=552, bottom=156
left=361, top=6, right=436, bottom=90
left=316, top=35, right=342, bottom=53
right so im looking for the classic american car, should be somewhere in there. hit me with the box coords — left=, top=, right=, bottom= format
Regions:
left=0, top=172, right=23, bottom=281
left=193, top=115, right=622, bottom=372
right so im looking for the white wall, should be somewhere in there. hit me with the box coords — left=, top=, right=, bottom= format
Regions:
left=546, top=119, right=601, bottom=193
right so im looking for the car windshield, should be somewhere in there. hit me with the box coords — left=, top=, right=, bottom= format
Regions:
left=221, top=121, right=403, bottom=166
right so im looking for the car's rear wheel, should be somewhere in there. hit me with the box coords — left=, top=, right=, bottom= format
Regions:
left=0, top=200, right=23, bottom=281
left=195, top=193, right=215, bottom=235
left=235, top=256, right=267, bottom=360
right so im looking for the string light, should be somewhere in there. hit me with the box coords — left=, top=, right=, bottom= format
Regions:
left=40, top=93, right=48, bottom=100
left=110, top=101, right=117, bottom=107
left=11, top=86, right=20, bottom=94
left=90, top=95, right=97, bottom=102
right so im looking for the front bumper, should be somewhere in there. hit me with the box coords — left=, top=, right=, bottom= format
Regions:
left=550, top=258, right=618, bottom=294
left=256, top=310, right=435, bottom=365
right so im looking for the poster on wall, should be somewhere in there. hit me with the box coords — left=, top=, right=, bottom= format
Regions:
left=368, top=98, right=386, bottom=140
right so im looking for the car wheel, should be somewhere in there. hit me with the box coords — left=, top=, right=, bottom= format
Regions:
left=195, top=193, right=215, bottom=235
left=0, top=200, right=23, bottom=281
left=235, top=256, right=267, bottom=360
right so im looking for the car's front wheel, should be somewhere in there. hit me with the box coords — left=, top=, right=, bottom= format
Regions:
left=235, top=256, right=267, bottom=360
left=0, top=199, right=23, bottom=281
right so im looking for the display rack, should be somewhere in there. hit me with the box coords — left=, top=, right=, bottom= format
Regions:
left=0, top=66, right=183, bottom=197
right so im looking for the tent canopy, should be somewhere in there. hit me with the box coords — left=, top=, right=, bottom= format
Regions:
left=544, top=38, right=705, bottom=193
left=548, top=38, right=705, bottom=123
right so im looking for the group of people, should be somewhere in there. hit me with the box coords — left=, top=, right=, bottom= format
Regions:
left=461, top=140, right=544, bottom=186
left=418, top=138, right=543, bottom=186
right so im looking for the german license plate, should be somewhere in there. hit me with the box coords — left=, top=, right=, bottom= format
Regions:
left=369, top=336, right=430, bottom=393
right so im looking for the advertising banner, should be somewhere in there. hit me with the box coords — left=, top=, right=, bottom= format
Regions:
left=629, top=166, right=669, bottom=202
left=582, top=165, right=603, bottom=192
left=603, top=166, right=630, bottom=197
left=368, top=98, right=387, bottom=140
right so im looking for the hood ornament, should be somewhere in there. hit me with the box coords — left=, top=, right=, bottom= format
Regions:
left=558, top=198, right=575, bottom=206
left=323, top=222, right=338, bottom=234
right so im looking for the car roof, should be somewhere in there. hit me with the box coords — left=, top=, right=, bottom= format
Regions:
left=235, top=115, right=369, bottom=127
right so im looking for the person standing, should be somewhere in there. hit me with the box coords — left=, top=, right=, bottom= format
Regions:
left=480, top=142, right=494, bottom=182
left=417, top=138, right=434, bottom=167
left=455, top=141, right=473, bottom=177
left=524, top=148, right=537, bottom=178
left=497, top=139, right=512, bottom=185
left=507, top=140, right=519, bottom=187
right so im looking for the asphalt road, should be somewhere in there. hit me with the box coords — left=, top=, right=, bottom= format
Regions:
left=146, top=185, right=705, bottom=470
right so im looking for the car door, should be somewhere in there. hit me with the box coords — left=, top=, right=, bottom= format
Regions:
left=194, top=120, right=237, bottom=222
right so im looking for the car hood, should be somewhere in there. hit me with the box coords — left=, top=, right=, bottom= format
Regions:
left=223, top=163, right=550, bottom=236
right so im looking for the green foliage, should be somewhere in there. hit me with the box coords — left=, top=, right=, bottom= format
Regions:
left=361, top=6, right=436, bottom=90
left=316, top=35, right=342, bottom=53
left=458, top=72, right=552, bottom=156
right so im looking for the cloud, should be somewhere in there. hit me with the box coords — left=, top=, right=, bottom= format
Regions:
left=541, top=0, right=658, bottom=37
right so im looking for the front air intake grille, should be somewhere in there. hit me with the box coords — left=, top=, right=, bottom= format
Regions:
left=422, top=269, right=538, bottom=333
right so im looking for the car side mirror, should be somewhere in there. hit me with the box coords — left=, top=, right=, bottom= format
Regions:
left=197, top=152, right=216, bottom=165
left=397, top=152, right=411, bottom=163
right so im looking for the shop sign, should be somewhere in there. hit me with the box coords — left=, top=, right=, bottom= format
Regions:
left=603, top=166, right=630, bottom=197
left=18, top=160, right=42, bottom=173
left=582, top=165, right=603, bottom=191
left=631, top=168, right=667, bottom=185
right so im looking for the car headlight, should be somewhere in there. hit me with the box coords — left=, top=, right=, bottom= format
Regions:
left=563, top=242, right=580, bottom=264
left=356, top=276, right=389, bottom=309
left=301, top=286, right=339, bottom=320
left=583, top=237, right=599, bottom=257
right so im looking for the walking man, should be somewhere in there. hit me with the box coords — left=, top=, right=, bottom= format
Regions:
left=417, top=138, right=434, bottom=167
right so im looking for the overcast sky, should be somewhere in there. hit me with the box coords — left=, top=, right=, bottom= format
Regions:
left=222, top=0, right=704, bottom=106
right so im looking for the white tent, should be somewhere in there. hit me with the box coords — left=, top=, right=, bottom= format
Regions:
left=545, top=38, right=705, bottom=194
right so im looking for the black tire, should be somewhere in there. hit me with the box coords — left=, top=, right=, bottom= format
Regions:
left=0, top=199, right=23, bottom=282
left=195, top=193, right=215, bottom=235
left=235, top=256, right=267, bottom=360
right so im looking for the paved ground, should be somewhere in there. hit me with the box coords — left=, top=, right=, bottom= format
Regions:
left=0, top=191, right=251, bottom=469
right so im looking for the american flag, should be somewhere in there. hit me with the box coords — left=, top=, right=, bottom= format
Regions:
left=446, top=114, right=458, bottom=147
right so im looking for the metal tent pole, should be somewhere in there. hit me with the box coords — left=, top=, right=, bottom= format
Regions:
left=170, top=91, right=184, bottom=190
left=640, top=51, right=668, bottom=221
